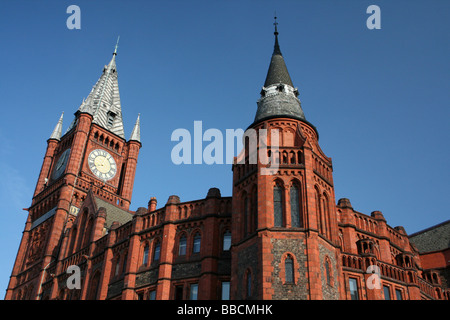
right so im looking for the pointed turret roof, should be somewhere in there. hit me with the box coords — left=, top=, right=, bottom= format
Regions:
left=129, top=114, right=141, bottom=143
left=263, top=18, right=294, bottom=88
left=253, top=18, right=306, bottom=124
left=77, top=40, right=125, bottom=138
left=49, top=112, right=64, bottom=140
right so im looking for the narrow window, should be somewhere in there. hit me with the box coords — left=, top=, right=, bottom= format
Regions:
left=274, top=184, right=283, bottom=227
left=221, top=281, right=230, bottom=300
left=107, top=112, right=116, bottom=128
left=246, top=270, right=252, bottom=298
left=175, top=286, right=183, bottom=300
left=148, top=290, right=156, bottom=300
left=290, top=184, right=301, bottom=228
left=114, top=256, right=120, bottom=276
left=285, top=256, right=294, bottom=283
left=223, top=230, right=231, bottom=251
left=252, top=188, right=258, bottom=232
left=193, top=233, right=201, bottom=254
left=243, top=196, right=248, bottom=236
left=383, top=285, right=391, bottom=300
left=395, top=289, right=402, bottom=300
left=122, top=252, right=128, bottom=275
left=349, top=278, right=359, bottom=300
left=179, top=235, right=187, bottom=256
left=325, top=259, right=331, bottom=286
left=142, top=245, right=149, bottom=266
left=190, top=284, right=199, bottom=300
left=153, top=242, right=160, bottom=262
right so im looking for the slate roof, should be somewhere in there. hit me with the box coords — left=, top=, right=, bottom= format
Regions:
left=409, top=220, right=450, bottom=253
left=94, top=197, right=133, bottom=229
left=264, top=34, right=294, bottom=88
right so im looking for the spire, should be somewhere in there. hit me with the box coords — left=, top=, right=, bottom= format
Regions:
left=263, top=16, right=294, bottom=88
left=77, top=40, right=125, bottom=138
left=253, top=18, right=306, bottom=124
left=129, top=114, right=141, bottom=142
left=49, top=112, right=64, bottom=140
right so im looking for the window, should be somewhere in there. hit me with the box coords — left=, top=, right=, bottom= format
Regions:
left=153, top=242, right=160, bottom=262
left=325, top=259, right=331, bottom=286
left=114, top=256, right=120, bottom=276
left=383, top=285, right=391, bottom=300
left=395, top=289, right=402, bottom=300
left=142, top=245, right=149, bottom=266
left=290, top=184, right=301, bottom=228
left=148, top=290, right=156, bottom=300
left=193, top=233, right=201, bottom=254
left=221, top=281, right=230, bottom=300
left=285, top=256, right=294, bottom=283
left=107, top=112, right=116, bottom=128
left=273, top=184, right=283, bottom=227
left=137, top=292, right=144, bottom=300
left=349, top=278, right=359, bottom=300
left=190, top=284, right=199, bottom=300
left=243, top=196, right=248, bottom=236
left=179, top=235, right=187, bottom=256
left=175, top=286, right=183, bottom=300
left=246, top=270, right=252, bottom=298
left=122, top=253, right=128, bottom=275
left=223, top=230, right=231, bottom=251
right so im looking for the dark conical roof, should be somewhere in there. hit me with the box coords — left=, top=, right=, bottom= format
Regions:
left=263, top=30, right=294, bottom=87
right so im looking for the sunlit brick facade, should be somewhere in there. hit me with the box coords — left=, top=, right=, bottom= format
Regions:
left=5, top=27, right=449, bottom=301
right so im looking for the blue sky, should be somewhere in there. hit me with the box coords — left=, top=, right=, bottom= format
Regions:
left=0, top=0, right=449, bottom=297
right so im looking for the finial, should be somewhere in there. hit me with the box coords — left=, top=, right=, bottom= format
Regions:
left=274, top=14, right=279, bottom=36
left=113, top=36, right=120, bottom=56
left=273, top=14, right=281, bottom=55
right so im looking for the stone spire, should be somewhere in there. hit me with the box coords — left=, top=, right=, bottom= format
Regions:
left=263, top=16, right=294, bottom=87
left=49, top=112, right=64, bottom=140
left=129, top=114, right=141, bottom=142
left=77, top=39, right=125, bottom=138
left=254, top=18, right=306, bottom=124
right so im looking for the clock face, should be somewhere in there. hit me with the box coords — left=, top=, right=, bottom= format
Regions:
left=88, top=149, right=117, bottom=181
left=52, top=148, right=71, bottom=179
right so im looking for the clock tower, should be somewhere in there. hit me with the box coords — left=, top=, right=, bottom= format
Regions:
left=5, top=44, right=141, bottom=300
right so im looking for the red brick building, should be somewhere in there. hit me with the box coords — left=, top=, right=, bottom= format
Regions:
left=5, top=26, right=449, bottom=301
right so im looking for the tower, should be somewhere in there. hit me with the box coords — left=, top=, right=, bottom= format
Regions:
left=230, top=19, right=343, bottom=300
left=5, top=44, right=141, bottom=300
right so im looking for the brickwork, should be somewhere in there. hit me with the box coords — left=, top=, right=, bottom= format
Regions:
left=5, top=39, right=450, bottom=301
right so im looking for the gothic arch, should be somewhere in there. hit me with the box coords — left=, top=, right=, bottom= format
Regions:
left=323, top=255, right=334, bottom=287
left=273, top=180, right=285, bottom=227
left=280, top=252, right=299, bottom=285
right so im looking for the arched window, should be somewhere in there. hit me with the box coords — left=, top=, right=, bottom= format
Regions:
left=322, top=193, right=330, bottom=238
left=193, top=233, right=201, bottom=254
left=243, top=196, right=248, bottom=236
left=251, top=186, right=258, bottom=232
left=285, top=255, right=294, bottom=283
left=82, top=217, right=94, bottom=248
left=223, top=230, right=231, bottom=251
left=246, top=269, right=252, bottom=298
left=290, top=183, right=301, bottom=228
left=325, top=259, right=331, bottom=286
left=142, top=244, right=149, bottom=266
left=179, top=235, right=187, bottom=256
left=315, top=187, right=323, bottom=234
left=273, top=183, right=284, bottom=227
